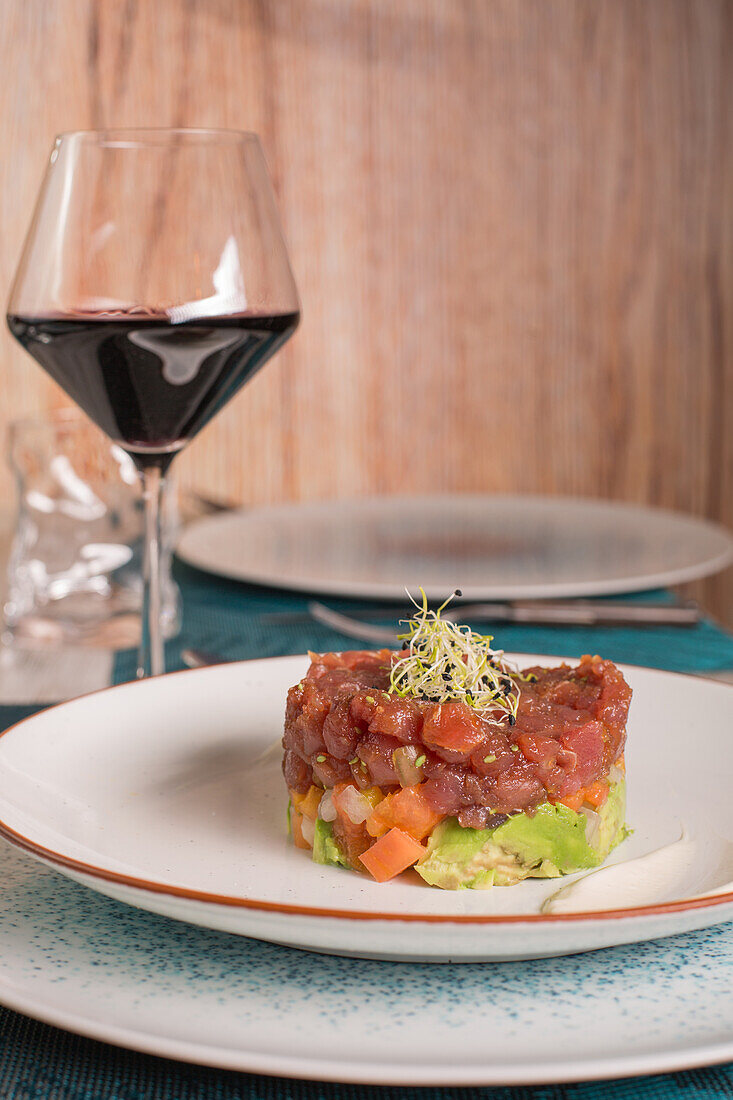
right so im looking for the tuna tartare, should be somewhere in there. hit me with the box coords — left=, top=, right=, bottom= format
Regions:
left=282, top=595, right=631, bottom=887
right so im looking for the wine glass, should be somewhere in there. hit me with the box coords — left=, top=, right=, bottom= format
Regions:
left=6, top=129, right=299, bottom=678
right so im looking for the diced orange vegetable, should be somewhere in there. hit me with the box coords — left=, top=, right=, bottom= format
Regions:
left=366, top=793, right=395, bottom=838
left=584, top=780, right=609, bottom=808
left=291, top=785, right=322, bottom=821
left=615, top=755, right=626, bottom=775
left=556, top=789, right=585, bottom=812
left=359, top=828, right=426, bottom=882
left=365, top=784, right=444, bottom=841
left=290, top=809, right=311, bottom=850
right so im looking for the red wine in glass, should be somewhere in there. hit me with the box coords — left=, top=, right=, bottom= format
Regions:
left=7, top=311, right=299, bottom=469
left=6, top=129, right=300, bottom=677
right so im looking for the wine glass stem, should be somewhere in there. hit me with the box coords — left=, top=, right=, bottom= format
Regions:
left=138, top=465, right=166, bottom=678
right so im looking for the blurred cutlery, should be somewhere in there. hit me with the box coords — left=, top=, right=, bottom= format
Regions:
left=181, top=647, right=230, bottom=668
left=307, top=603, right=401, bottom=643
left=306, top=599, right=700, bottom=645
left=181, top=598, right=701, bottom=667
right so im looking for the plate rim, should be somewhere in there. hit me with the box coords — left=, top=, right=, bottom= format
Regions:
left=1, top=657, right=732, bottom=927
left=1, top=973, right=733, bottom=1086
left=176, top=492, right=733, bottom=598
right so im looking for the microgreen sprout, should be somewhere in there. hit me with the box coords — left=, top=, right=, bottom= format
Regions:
left=389, top=588, right=521, bottom=724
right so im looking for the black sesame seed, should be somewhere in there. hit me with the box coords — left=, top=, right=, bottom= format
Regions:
left=454, top=588, right=463, bottom=597
left=508, top=714, right=516, bottom=727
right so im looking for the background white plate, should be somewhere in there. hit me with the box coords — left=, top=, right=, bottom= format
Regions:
left=0, top=656, right=731, bottom=962
left=176, top=494, right=733, bottom=599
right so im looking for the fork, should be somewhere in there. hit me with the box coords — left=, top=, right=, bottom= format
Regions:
left=306, top=598, right=701, bottom=644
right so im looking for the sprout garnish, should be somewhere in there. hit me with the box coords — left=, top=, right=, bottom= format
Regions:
left=389, top=589, right=521, bottom=724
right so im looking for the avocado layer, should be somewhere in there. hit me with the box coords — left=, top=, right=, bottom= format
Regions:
left=312, top=818, right=349, bottom=868
left=416, top=779, right=627, bottom=889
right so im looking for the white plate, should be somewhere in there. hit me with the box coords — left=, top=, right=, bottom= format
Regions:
left=0, top=656, right=731, bottom=963
left=0, top=838, right=732, bottom=1085
left=176, top=494, right=733, bottom=599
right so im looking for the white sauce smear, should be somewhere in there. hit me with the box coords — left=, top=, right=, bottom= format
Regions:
left=542, top=830, right=733, bottom=914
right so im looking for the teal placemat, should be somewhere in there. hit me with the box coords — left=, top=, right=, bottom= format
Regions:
left=112, top=561, right=733, bottom=683
left=0, top=998, right=732, bottom=1100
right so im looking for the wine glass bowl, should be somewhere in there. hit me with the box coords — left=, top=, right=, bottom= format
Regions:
left=6, top=129, right=300, bottom=676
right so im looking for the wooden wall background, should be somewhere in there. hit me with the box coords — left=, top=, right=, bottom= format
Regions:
left=1, top=0, right=732, bottom=618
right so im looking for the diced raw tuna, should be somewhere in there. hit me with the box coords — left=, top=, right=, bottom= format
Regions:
left=283, top=649, right=631, bottom=831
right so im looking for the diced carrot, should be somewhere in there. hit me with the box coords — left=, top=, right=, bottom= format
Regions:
left=292, top=785, right=322, bottom=821
left=556, top=790, right=585, bottom=812
left=394, top=786, right=443, bottom=841
left=365, top=784, right=444, bottom=841
left=359, top=828, right=426, bottom=882
left=584, top=780, right=609, bottom=808
left=615, top=755, right=626, bottom=775
left=290, top=809, right=311, bottom=850
left=366, top=793, right=395, bottom=838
